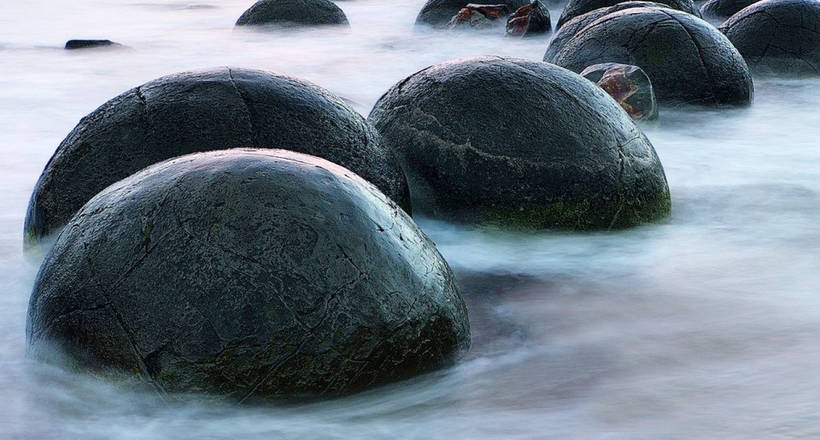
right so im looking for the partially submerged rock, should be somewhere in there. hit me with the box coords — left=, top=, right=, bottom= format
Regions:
left=65, top=40, right=122, bottom=50
left=506, top=1, right=551, bottom=37
left=25, top=67, right=410, bottom=247
left=27, top=149, right=470, bottom=400
left=555, top=0, right=699, bottom=28
left=719, top=0, right=820, bottom=76
left=581, top=63, right=658, bottom=121
left=368, top=56, right=671, bottom=230
left=699, top=0, right=760, bottom=20
left=235, top=0, right=349, bottom=27
left=548, top=8, right=754, bottom=106
left=416, top=0, right=528, bottom=26
left=447, top=4, right=510, bottom=29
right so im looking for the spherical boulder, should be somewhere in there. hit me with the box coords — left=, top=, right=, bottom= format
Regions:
left=719, top=0, right=820, bottom=75
left=27, top=149, right=470, bottom=399
left=415, top=0, right=529, bottom=27
left=24, top=67, right=410, bottom=246
left=699, top=0, right=760, bottom=20
left=580, top=63, right=658, bottom=121
left=555, top=0, right=699, bottom=28
left=547, top=8, right=754, bottom=106
left=544, top=1, right=671, bottom=61
left=368, top=56, right=671, bottom=230
left=235, top=0, right=349, bottom=27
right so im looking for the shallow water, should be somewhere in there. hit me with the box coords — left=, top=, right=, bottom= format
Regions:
left=2, top=0, right=820, bottom=438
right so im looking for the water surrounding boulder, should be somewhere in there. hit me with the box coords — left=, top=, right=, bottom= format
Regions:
left=368, top=56, right=671, bottom=230
left=26, top=149, right=470, bottom=400
left=580, top=63, right=658, bottom=121
left=506, top=0, right=551, bottom=37
left=555, top=0, right=699, bottom=28
left=24, top=67, right=410, bottom=246
left=719, top=0, right=820, bottom=75
left=547, top=8, right=754, bottom=106
left=543, top=1, right=671, bottom=61
left=235, top=0, right=349, bottom=27
left=415, top=0, right=528, bottom=26
left=699, top=0, right=759, bottom=20
left=64, top=40, right=123, bottom=50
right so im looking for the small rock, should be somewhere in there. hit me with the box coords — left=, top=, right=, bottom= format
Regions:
left=447, top=4, right=511, bottom=29
left=505, top=1, right=551, bottom=37
left=581, top=63, right=658, bottom=121
left=64, top=40, right=122, bottom=50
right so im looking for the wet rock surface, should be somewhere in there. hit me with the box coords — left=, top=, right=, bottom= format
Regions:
left=719, top=0, right=820, bottom=76
left=26, top=149, right=470, bottom=400
left=506, top=0, right=551, bottom=37
left=368, top=56, right=671, bottom=230
left=543, top=1, right=671, bottom=61
left=581, top=63, right=658, bottom=121
left=446, top=3, right=510, bottom=29
left=24, top=67, right=410, bottom=246
left=548, top=8, right=754, bottom=106
left=416, top=0, right=528, bottom=26
left=235, top=0, right=349, bottom=27
left=64, top=40, right=123, bottom=50
left=556, top=0, right=699, bottom=28
left=699, top=0, right=760, bottom=20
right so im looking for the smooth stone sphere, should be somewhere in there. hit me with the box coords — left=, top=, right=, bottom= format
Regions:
left=235, top=0, right=349, bottom=27
left=27, top=149, right=470, bottom=400
left=415, top=0, right=529, bottom=26
left=548, top=8, right=754, bottom=106
left=368, top=56, right=671, bottom=230
left=699, top=0, right=760, bottom=20
left=719, top=0, right=820, bottom=75
left=25, top=67, right=410, bottom=246
left=556, top=0, right=699, bottom=28
left=544, top=1, right=671, bottom=61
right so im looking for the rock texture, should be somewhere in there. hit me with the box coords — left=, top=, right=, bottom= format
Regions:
left=24, top=67, right=409, bottom=246
left=368, top=56, right=671, bottom=230
left=700, top=0, right=760, bottom=20
left=235, top=0, right=349, bottom=27
left=506, top=0, right=552, bottom=37
left=415, top=0, right=529, bottom=26
left=719, top=0, right=820, bottom=75
left=27, top=149, right=470, bottom=400
left=581, top=63, right=659, bottom=120
left=556, top=0, right=699, bottom=28
left=547, top=8, right=754, bottom=106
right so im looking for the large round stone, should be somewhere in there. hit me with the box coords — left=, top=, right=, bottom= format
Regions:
left=24, top=67, right=409, bottom=246
left=699, top=0, right=760, bottom=20
left=368, top=56, right=671, bottom=230
left=27, top=149, right=469, bottom=400
left=556, top=0, right=699, bottom=28
left=719, top=0, right=820, bottom=75
left=544, top=1, right=671, bottom=61
left=415, top=0, right=529, bottom=27
left=235, top=0, right=349, bottom=27
left=547, top=8, right=754, bottom=106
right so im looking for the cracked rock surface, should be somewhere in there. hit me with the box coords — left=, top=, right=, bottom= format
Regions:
left=26, top=149, right=469, bottom=400
left=415, top=0, right=528, bottom=26
left=581, top=63, right=659, bottom=121
left=544, top=1, right=672, bottom=61
left=700, top=0, right=761, bottom=20
left=368, top=56, right=671, bottom=230
left=719, top=0, right=820, bottom=75
left=235, top=0, right=349, bottom=27
left=24, top=67, right=410, bottom=246
left=556, top=0, right=699, bottom=28
left=548, top=8, right=754, bottom=106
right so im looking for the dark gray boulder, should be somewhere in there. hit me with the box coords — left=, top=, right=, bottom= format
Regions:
left=719, top=0, right=820, bottom=75
left=27, top=149, right=470, bottom=400
left=699, top=0, right=760, bottom=20
left=368, top=56, right=671, bottom=230
left=65, top=40, right=123, bottom=50
left=506, top=0, right=552, bottom=37
left=580, top=63, right=659, bottom=120
left=544, top=1, right=670, bottom=61
left=235, top=0, right=349, bottom=27
left=24, top=67, right=410, bottom=246
left=555, top=0, right=699, bottom=28
left=547, top=8, right=754, bottom=106
left=415, top=0, right=529, bottom=26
